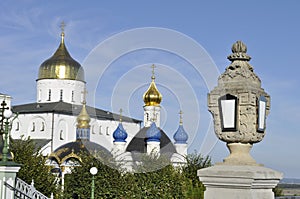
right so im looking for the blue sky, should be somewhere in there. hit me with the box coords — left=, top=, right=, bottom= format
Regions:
left=0, top=1, right=299, bottom=178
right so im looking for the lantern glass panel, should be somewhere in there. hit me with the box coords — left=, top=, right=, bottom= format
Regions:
left=258, top=96, right=267, bottom=132
left=219, top=94, right=237, bottom=131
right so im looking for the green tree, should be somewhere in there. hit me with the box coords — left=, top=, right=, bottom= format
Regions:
left=10, top=137, right=58, bottom=197
left=124, top=153, right=185, bottom=198
left=63, top=151, right=124, bottom=199
left=182, top=152, right=211, bottom=199
left=63, top=151, right=211, bottom=199
left=273, top=186, right=283, bottom=197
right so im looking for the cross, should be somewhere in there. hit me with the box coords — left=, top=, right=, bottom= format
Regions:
left=151, top=64, right=156, bottom=80
left=60, top=21, right=66, bottom=42
left=0, top=100, right=8, bottom=133
left=179, top=110, right=183, bottom=125
left=81, top=89, right=88, bottom=104
left=119, top=108, right=123, bottom=122
left=60, top=21, right=66, bottom=33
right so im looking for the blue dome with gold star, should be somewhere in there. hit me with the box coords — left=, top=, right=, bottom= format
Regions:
left=173, top=125, right=188, bottom=144
left=113, top=123, right=128, bottom=142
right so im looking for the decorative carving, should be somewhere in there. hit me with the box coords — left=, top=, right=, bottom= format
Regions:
left=208, top=41, right=270, bottom=165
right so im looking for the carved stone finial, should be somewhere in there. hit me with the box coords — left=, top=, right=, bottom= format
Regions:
left=227, top=41, right=251, bottom=61
left=232, top=41, right=247, bottom=53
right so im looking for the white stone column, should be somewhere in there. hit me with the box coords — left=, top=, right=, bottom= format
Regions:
left=0, top=165, right=21, bottom=199
left=146, top=141, right=160, bottom=155
left=174, top=143, right=187, bottom=157
left=112, top=142, right=127, bottom=157
left=198, top=165, right=282, bottom=199
left=143, top=106, right=161, bottom=128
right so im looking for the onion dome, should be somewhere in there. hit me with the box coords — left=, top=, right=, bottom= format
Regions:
left=173, top=125, right=188, bottom=144
left=113, top=123, right=128, bottom=142
left=143, top=64, right=162, bottom=106
left=38, top=23, right=85, bottom=82
left=173, top=111, right=188, bottom=144
left=76, top=100, right=90, bottom=140
left=146, top=122, right=161, bottom=142
left=76, top=102, right=90, bottom=129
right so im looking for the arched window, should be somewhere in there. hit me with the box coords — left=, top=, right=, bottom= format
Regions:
left=71, top=91, right=75, bottom=102
left=15, top=122, right=19, bottom=131
left=41, top=122, right=45, bottom=131
left=31, top=122, right=35, bottom=132
left=60, top=130, right=64, bottom=140
left=48, top=89, right=51, bottom=101
left=106, top=127, right=109, bottom=135
left=60, top=89, right=63, bottom=101
left=99, top=125, right=102, bottom=135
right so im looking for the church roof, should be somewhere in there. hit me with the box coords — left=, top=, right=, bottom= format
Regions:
left=126, top=126, right=176, bottom=154
left=12, top=101, right=141, bottom=124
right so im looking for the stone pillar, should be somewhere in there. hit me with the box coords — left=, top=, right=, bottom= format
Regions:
left=0, top=165, right=21, bottom=199
left=112, top=141, right=127, bottom=157
left=198, top=41, right=282, bottom=199
left=146, top=141, right=160, bottom=155
left=198, top=165, right=282, bottom=199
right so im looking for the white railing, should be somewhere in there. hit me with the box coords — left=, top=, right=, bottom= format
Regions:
left=14, top=178, right=53, bottom=199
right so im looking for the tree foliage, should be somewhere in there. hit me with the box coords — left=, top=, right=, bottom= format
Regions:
left=63, top=151, right=210, bottom=199
left=182, top=152, right=211, bottom=199
left=10, top=137, right=58, bottom=197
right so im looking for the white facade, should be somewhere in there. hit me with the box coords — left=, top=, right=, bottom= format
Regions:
left=37, top=79, right=85, bottom=105
left=11, top=112, right=140, bottom=156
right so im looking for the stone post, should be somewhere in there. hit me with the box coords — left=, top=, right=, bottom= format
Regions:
left=198, top=41, right=282, bottom=199
left=0, top=164, right=21, bottom=199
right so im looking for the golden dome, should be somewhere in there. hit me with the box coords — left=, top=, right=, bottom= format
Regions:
left=76, top=102, right=91, bottom=129
left=37, top=30, right=85, bottom=82
left=143, top=65, right=162, bottom=106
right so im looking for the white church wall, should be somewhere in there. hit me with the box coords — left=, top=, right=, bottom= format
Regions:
left=52, top=114, right=76, bottom=151
left=11, top=111, right=141, bottom=156
left=89, top=119, right=141, bottom=152
left=11, top=113, right=52, bottom=140
left=37, top=79, right=85, bottom=104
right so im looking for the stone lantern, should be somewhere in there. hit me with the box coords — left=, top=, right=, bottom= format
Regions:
left=198, top=41, right=282, bottom=199
left=208, top=40, right=270, bottom=165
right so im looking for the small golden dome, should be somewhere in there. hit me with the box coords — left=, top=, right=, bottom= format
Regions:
left=143, top=65, right=162, bottom=106
left=76, top=102, right=90, bottom=129
left=37, top=26, right=85, bottom=82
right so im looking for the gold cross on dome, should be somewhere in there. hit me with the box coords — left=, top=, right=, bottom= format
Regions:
left=119, top=108, right=123, bottom=122
left=81, top=89, right=88, bottom=104
left=179, top=110, right=183, bottom=125
left=60, top=21, right=66, bottom=42
left=60, top=21, right=66, bottom=33
left=151, top=64, right=156, bottom=80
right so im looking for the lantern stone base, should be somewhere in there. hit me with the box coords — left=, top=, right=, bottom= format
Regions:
left=198, top=165, right=282, bottom=199
left=220, top=143, right=260, bottom=166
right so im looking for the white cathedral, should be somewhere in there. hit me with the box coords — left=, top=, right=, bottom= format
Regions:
left=5, top=28, right=189, bottom=174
